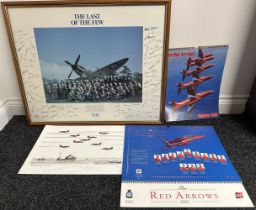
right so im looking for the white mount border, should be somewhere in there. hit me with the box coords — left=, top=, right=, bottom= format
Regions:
left=0, top=95, right=249, bottom=131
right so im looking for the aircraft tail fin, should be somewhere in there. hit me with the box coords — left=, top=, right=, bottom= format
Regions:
left=198, top=48, right=203, bottom=58
left=176, top=83, right=182, bottom=95
left=192, top=71, right=200, bottom=79
left=181, top=70, right=186, bottom=81
left=178, top=88, right=181, bottom=95
left=186, top=57, right=192, bottom=69
left=187, top=86, right=196, bottom=96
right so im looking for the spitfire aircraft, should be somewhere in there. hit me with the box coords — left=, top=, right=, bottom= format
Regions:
left=169, top=89, right=214, bottom=112
left=65, top=54, right=129, bottom=80
left=162, top=135, right=205, bottom=149
left=181, top=64, right=214, bottom=81
left=176, top=75, right=213, bottom=94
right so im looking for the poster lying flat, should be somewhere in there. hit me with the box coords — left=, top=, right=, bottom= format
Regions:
left=165, top=45, right=228, bottom=122
left=19, top=125, right=124, bottom=174
left=120, top=126, right=253, bottom=207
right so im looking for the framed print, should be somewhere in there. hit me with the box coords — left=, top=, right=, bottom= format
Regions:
left=2, top=0, right=171, bottom=125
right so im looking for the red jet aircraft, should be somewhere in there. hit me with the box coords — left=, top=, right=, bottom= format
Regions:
left=176, top=75, right=213, bottom=94
left=186, top=56, right=214, bottom=69
left=169, top=90, right=214, bottom=112
left=181, top=64, right=214, bottom=81
left=162, top=135, right=204, bottom=149
left=198, top=48, right=213, bottom=59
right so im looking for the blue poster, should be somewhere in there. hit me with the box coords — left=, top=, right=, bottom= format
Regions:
left=165, top=46, right=228, bottom=121
left=122, top=126, right=240, bottom=182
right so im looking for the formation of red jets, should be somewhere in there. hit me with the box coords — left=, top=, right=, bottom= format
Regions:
left=169, top=48, right=215, bottom=113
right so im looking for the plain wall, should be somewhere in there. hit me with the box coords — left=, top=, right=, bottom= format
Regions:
left=170, top=0, right=256, bottom=97
left=0, top=0, right=256, bottom=106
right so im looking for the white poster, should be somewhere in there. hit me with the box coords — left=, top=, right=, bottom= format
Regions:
left=19, top=125, right=124, bottom=174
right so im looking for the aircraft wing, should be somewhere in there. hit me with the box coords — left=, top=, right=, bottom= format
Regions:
left=188, top=95, right=199, bottom=100
left=87, top=58, right=129, bottom=80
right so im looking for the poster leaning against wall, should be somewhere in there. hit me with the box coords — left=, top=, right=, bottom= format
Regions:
left=165, top=45, right=228, bottom=122
left=2, top=0, right=171, bottom=124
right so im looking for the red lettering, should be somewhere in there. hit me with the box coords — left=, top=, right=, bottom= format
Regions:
left=165, top=194, right=172, bottom=199
left=205, top=194, right=213, bottom=199
left=192, top=194, right=197, bottom=199
left=197, top=194, right=205, bottom=199
left=176, top=192, right=184, bottom=199
left=181, top=52, right=195, bottom=57
left=169, top=53, right=181, bottom=57
left=185, top=194, right=191, bottom=199
left=150, top=191, right=158, bottom=199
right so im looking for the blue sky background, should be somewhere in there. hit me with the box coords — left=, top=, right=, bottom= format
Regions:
left=34, top=27, right=143, bottom=80
left=165, top=47, right=228, bottom=121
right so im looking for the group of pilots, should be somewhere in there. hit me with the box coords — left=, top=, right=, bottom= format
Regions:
left=44, top=75, right=142, bottom=102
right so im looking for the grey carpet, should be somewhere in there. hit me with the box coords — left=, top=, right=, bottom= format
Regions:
left=0, top=115, right=255, bottom=210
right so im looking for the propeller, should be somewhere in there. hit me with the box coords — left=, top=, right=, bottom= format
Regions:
left=65, top=60, right=74, bottom=79
left=65, top=60, right=73, bottom=66
left=181, top=70, right=186, bottom=81
left=75, top=55, right=80, bottom=66
left=65, top=55, right=81, bottom=79
left=68, top=70, right=73, bottom=79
